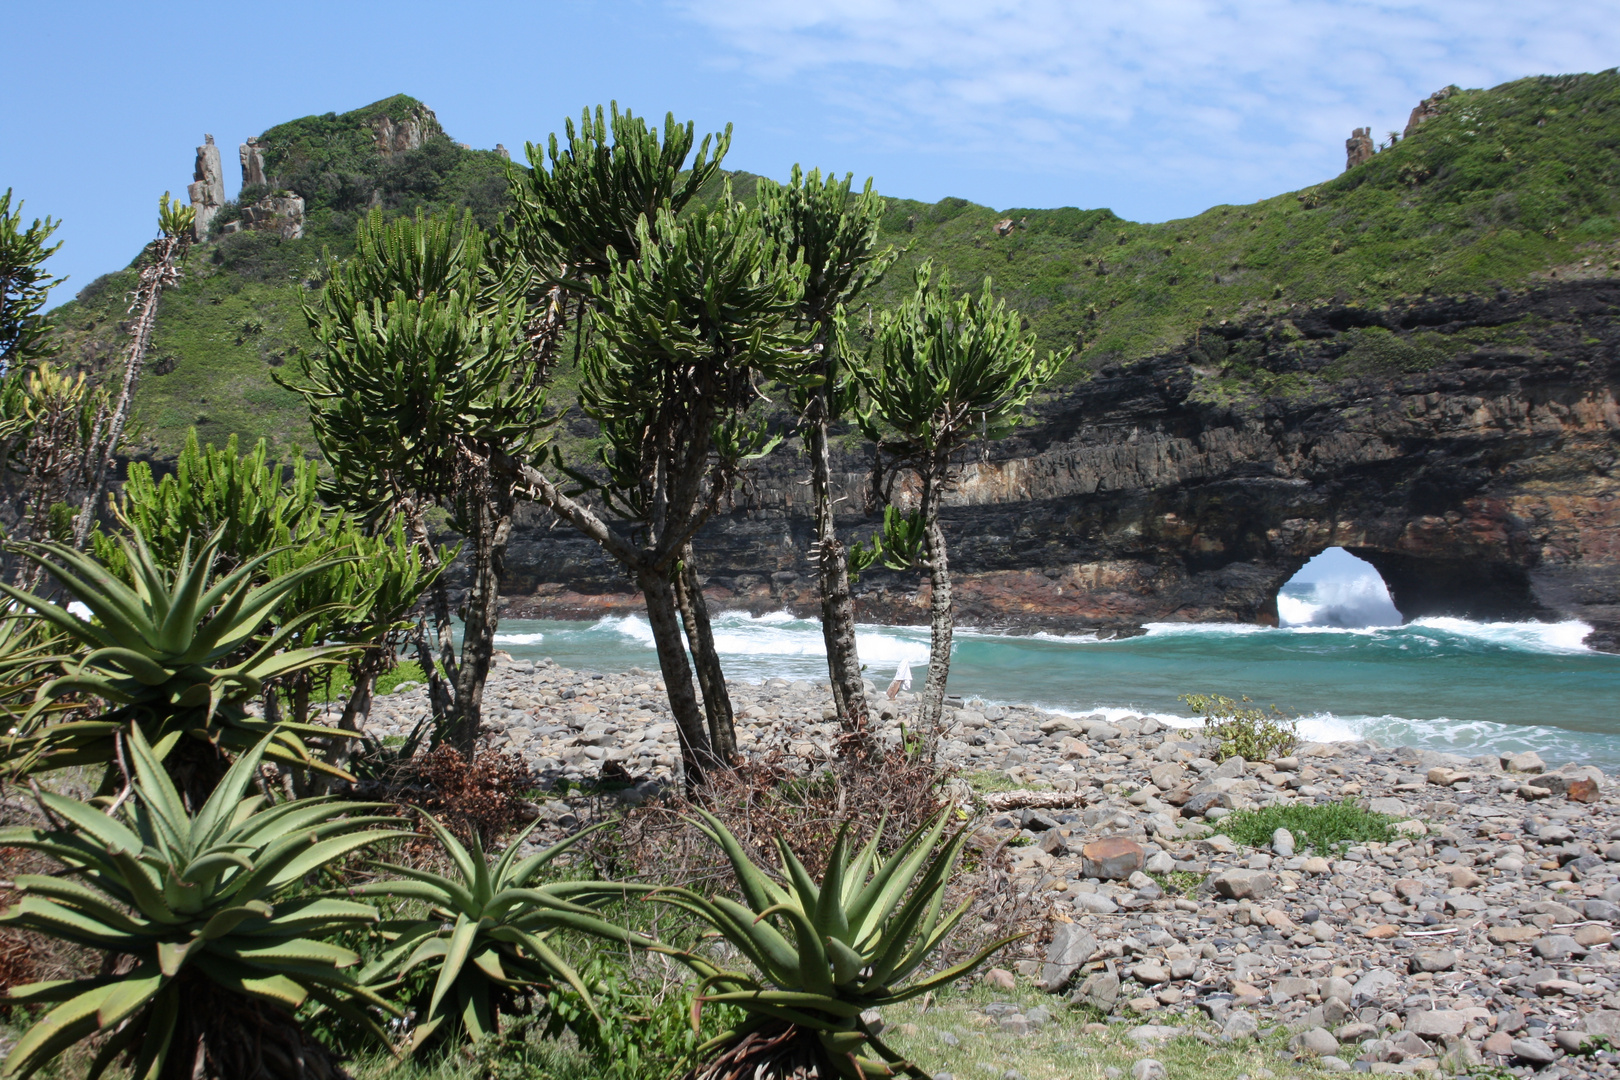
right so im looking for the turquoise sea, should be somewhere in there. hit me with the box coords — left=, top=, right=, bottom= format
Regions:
left=483, top=552, right=1620, bottom=767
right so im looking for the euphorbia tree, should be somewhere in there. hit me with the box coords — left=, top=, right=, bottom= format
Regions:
left=0, top=186, right=65, bottom=371
left=758, top=167, right=894, bottom=744
left=291, top=209, right=543, bottom=752
left=499, top=104, right=753, bottom=776
left=513, top=201, right=809, bottom=786
left=0, top=362, right=106, bottom=580
left=847, top=263, right=1060, bottom=730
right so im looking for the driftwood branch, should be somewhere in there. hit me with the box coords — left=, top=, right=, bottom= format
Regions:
left=980, top=790, right=1089, bottom=812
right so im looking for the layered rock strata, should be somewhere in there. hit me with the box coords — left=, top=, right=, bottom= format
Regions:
left=500, top=282, right=1620, bottom=650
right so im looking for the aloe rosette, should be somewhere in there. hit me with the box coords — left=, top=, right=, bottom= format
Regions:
left=346, top=813, right=662, bottom=1053
left=653, top=809, right=1023, bottom=1080
left=0, top=527, right=357, bottom=784
left=0, top=728, right=405, bottom=1079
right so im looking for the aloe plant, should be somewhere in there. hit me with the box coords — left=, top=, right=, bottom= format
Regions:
left=653, top=809, right=1022, bottom=1080
left=348, top=812, right=661, bottom=1054
left=0, top=727, right=404, bottom=1080
left=0, top=527, right=356, bottom=793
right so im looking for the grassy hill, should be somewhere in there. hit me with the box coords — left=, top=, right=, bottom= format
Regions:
left=47, top=72, right=1620, bottom=461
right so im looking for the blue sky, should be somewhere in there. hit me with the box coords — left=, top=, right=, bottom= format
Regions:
left=6, top=1, right=1619, bottom=303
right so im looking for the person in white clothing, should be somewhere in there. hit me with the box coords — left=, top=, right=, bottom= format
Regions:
left=886, top=658, right=913, bottom=699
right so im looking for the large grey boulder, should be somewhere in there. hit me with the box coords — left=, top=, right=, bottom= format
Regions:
left=1070, top=970, right=1120, bottom=1012
left=1039, top=924, right=1097, bottom=991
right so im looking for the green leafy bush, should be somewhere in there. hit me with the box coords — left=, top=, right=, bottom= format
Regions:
left=1181, top=693, right=1297, bottom=762
left=100, top=430, right=448, bottom=733
left=1217, top=800, right=1398, bottom=852
left=534, top=958, right=745, bottom=1080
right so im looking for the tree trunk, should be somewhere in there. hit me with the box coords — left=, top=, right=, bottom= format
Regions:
left=494, top=451, right=726, bottom=788
left=404, top=503, right=460, bottom=739
left=331, top=665, right=377, bottom=777
left=674, top=543, right=736, bottom=763
left=638, top=566, right=716, bottom=790
left=72, top=235, right=181, bottom=550
left=808, top=416, right=871, bottom=743
left=452, top=489, right=512, bottom=756
left=919, top=470, right=953, bottom=731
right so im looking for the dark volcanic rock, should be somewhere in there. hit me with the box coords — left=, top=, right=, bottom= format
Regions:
left=496, top=283, right=1620, bottom=650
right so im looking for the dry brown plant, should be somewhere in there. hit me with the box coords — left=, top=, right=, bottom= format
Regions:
left=571, top=749, right=1037, bottom=971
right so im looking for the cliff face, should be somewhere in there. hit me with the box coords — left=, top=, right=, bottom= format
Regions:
left=499, top=281, right=1620, bottom=650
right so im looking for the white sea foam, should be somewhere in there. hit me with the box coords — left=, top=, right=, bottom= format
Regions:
left=594, top=610, right=933, bottom=668
left=482, top=606, right=1616, bottom=764
left=492, top=631, right=546, bottom=645
left=1405, top=616, right=1594, bottom=653
left=1277, top=577, right=1402, bottom=628
left=990, top=703, right=1582, bottom=761
left=1139, top=615, right=1593, bottom=654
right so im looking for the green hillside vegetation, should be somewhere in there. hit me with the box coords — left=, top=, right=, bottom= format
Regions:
left=45, top=72, right=1620, bottom=461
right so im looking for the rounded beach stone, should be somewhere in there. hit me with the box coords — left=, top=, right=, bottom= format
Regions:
left=1296, top=1027, right=1341, bottom=1056
left=1081, top=836, right=1146, bottom=880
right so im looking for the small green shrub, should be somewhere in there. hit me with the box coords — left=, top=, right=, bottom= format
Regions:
left=1148, top=870, right=1206, bottom=897
left=539, top=959, right=745, bottom=1080
left=1326, top=326, right=1448, bottom=377
left=1217, top=800, right=1398, bottom=853
left=1181, top=693, right=1297, bottom=762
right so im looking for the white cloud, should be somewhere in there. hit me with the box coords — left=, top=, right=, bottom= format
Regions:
left=674, top=0, right=1620, bottom=216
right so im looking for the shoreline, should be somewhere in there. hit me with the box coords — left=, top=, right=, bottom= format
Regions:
left=473, top=609, right=1620, bottom=769
left=342, top=655, right=1620, bottom=1073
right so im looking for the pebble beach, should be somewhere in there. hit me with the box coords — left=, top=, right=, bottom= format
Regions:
left=349, top=653, right=1620, bottom=1076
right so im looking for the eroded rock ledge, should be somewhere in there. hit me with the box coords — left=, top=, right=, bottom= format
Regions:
left=498, top=281, right=1620, bottom=649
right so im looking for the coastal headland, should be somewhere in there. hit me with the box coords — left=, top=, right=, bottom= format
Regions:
left=500, top=280, right=1620, bottom=651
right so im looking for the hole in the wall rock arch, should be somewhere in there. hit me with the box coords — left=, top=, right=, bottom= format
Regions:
left=1276, top=547, right=1403, bottom=628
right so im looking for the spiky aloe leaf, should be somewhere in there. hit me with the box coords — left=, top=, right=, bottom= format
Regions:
left=349, top=810, right=642, bottom=1054
left=0, top=525, right=361, bottom=786
left=657, top=808, right=1020, bottom=1079
left=0, top=729, right=395, bottom=1080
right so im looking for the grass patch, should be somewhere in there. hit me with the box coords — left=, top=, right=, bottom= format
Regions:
left=325, top=983, right=1350, bottom=1080
left=964, top=770, right=1026, bottom=794
left=1217, top=799, right=1398, bottom=853
left=309, top=660, right=425, bottom=705
left=1149, top=870, right=1207, bottom=897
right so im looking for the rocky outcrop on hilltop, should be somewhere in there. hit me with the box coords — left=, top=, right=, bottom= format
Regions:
left=1405, top=87, right=1455, bottom=137
left=499, top=281, right=1620, bottom=650
left=1345, top=127, right=1377, bottom=170
left=369, top=100, right=440, bottom=156
left=239, top=137, right=267, bottom=188
left=185, top=135, right=226, bottom=241
left=226, top=192, right=304, bottom=240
